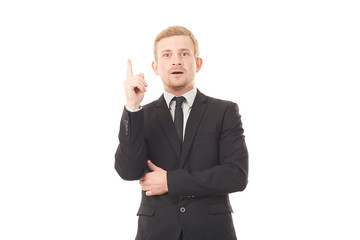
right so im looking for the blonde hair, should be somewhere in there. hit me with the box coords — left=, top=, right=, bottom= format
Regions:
left=153, top=26, right=199, bottom=61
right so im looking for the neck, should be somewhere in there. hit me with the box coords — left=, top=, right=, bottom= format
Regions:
left=165, top=84, right=195, bottom=96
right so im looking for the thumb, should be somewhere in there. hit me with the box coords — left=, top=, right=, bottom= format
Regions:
left=147, top=160, right=158, bottom=171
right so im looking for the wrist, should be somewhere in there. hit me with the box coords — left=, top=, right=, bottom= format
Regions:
left=125, top=104, right=141, bottom=111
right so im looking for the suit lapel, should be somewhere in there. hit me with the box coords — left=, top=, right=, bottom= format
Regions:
left=155, top=95, right=181, bottom=160
left=180, top=91, right=208, bottom=167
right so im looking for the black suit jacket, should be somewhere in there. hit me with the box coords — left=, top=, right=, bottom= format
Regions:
left=115, top=90, right=248, bottom=240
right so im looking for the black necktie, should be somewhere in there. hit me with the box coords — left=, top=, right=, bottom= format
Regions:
left=173, top=96, right=186, bottom=143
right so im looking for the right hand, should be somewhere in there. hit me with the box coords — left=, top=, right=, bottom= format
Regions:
left=123, top=59, right=148, bottom=110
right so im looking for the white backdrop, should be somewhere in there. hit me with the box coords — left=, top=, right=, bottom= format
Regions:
left=1, top=0, right=359, bottom=239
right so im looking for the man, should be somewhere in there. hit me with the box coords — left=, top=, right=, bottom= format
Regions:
left=115, top=26, right=248, bottom=240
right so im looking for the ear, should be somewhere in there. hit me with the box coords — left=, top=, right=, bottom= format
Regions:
left=196, top=58, right=203, bottom=73
left=152, top=61, right=160, bottom=75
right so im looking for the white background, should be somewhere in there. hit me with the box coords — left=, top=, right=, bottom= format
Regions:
left=1, top=0, right=359, bottom=239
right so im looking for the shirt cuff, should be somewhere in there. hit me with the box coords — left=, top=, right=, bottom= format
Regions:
left=125, top=105, right=143, bottom=112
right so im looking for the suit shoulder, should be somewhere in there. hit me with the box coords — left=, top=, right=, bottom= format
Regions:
left=142, top=99, right=158, bottom=109
left=205, top=95, right=238, bottom=108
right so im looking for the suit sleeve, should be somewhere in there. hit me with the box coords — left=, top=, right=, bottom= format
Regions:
left=114, top=107, right=147, bottom=180
left=167, top=103, right=248, bottom=199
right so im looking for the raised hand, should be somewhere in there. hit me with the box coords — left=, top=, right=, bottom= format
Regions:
left=123, top=59, right=148, bottom=110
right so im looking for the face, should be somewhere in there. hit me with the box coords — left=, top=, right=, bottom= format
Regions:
left=152, top=35, right=202, bottom=95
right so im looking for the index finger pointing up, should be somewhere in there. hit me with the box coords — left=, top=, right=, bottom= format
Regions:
left=127, top=59, right=133, bottom=78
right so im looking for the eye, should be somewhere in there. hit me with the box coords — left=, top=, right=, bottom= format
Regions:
left=181, top=52, right=189, bottom=57
left=163, top=53, right=170, bottom=57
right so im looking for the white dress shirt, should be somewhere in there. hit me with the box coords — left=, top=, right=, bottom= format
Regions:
left=163, top=88, right=197, bottom=140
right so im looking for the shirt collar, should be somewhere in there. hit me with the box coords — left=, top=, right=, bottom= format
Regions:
left=164, top=88, right=197, bottom=108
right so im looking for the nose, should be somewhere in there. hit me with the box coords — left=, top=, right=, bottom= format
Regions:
left=172, top=55, right=182, bottom=66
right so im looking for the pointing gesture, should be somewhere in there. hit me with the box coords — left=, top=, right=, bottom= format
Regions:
left=127, top=58, right=133, bottom=79
left=124, top=59, right=148, bottom=110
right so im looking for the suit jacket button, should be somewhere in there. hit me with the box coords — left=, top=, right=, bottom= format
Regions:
left=180, top=207, right=186, bottom=213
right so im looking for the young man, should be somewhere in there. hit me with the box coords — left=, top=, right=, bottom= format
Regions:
left=115, top=26, right=248, bottom=240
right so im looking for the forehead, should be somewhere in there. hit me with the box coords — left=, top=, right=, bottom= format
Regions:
left=157, top=35, right=195, bottom=53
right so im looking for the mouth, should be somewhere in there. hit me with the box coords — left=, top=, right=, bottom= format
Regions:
left=171, top=70, right=184, bottom=75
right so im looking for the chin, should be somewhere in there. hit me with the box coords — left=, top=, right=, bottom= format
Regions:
left=168, top=81, right=186, bottom=89
left=173, top=83, right=194, bottom=91
left=163, top=78, right=194, bottom=92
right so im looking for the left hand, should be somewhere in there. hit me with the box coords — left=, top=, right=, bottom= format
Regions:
left=140, top=160, right=168, bottom=196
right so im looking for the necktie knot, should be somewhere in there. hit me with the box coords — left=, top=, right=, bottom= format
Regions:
left=174, top=96, right=186, bottom=107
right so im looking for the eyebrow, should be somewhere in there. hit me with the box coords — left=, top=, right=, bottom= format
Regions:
left=161, top=50, right=172, bottom=54
left=178, top=48, right=191, bottom=52
left=160, top=48, right=191, bottom=54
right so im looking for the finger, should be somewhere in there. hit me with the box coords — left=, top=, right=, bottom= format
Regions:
left=145, top=191, right=153, bottom=196
left=136, top=73, right=148, bottom=87
left=131, top=81, right=147, bottom=93
left=147, top=160, right=158, bottom=171
left=127, top=77, right=147, bottom=92
left=138, top=73, right=148, bottom=86
left=128, top=75, right=147, bottom=90
left=127, top=59, right=133, bottom=79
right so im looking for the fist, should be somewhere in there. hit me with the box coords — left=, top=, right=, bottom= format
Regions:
left=123, top=59, right=148, bottom=110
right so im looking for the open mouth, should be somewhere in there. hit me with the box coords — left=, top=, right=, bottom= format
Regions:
left=171, top=71, right=184, bottom=75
